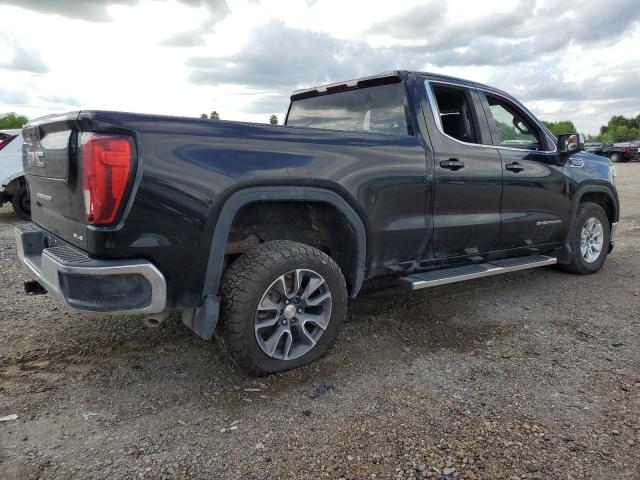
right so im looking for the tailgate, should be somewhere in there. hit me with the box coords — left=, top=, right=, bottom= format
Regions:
left=23, top=113, right=87, bottom=248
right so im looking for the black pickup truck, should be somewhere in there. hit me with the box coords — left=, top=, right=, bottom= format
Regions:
left=16, top=71, right=619, bottom=375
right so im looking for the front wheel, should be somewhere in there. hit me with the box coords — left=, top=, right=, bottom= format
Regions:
left=220, top=240, right=347, bottom=376
left=560, top=202, right=610, bottom=275
left=609, top=152, right=620, bottom=163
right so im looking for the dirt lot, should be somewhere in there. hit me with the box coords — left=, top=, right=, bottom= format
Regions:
left=1, top=164, right=639, bottom=480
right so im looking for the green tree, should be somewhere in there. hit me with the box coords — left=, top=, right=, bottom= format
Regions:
left=269, top=115, right=278, bottom=125
left=598, top=114, right=640, bottom=142
left=200, top=113, right=209, bottom=119
left=210, top=111, right=220, bottom=120
left=542, top=120, right=577, bottom=136
left=0, top=112, right=29, bottom=129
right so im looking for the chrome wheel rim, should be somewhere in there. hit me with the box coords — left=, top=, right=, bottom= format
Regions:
left=255, top=269, right=332, bottom=360
left=580, top=217, right=604, bottom=263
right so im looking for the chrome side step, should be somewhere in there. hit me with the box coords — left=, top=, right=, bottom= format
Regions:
left=398, top=255, right=557, bottom=290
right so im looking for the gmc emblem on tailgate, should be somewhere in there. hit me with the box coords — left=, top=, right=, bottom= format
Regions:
left=27, top=150, right=45, bottom=167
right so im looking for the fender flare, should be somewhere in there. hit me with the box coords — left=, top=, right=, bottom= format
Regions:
left=571, top=183, right=619, bottom=224
left=183, top=186, right=367, bottom=339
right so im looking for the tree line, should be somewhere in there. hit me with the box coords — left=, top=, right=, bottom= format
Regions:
left=1, top=111, right=281, bottom=128
left=200, top=111, right=279, bottom=125
left=543, top=114, right=640, bottom=142
left=0, top=112, right=29, bottom=129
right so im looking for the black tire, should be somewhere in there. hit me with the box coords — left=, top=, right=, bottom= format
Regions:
left=560, top=202, right=610, bottom=275
left=220, top=240, right=347, bottom=376
left=609, top=152, right=620, bottom=163
left=11, top=185, right=31, bottom=220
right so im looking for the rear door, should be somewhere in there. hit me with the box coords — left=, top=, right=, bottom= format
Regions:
left=423, top=80, right=503, bottom=258
left=478, top=91, right=569, bottom=249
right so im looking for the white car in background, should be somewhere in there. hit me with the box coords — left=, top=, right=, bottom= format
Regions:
left=0, top=129, right=30, bottom=219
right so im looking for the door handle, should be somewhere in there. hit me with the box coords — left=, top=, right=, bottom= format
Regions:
left=505, top=162, right=524, bottom=173
left=439, top=159, right=465, bottom=171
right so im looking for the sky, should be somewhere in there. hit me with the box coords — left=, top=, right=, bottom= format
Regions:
left=0, top=0, right=639, bottom=134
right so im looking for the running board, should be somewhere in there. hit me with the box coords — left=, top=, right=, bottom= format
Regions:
left=398, top=255, right=557, bottom=290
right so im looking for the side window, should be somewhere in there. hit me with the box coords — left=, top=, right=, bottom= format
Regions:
left=486, top=95, right=541, bottom=150
left=431, top=85, right=479, bottom=144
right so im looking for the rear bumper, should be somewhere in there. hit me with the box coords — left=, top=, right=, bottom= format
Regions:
left=15, top=223, right=167, bottom=314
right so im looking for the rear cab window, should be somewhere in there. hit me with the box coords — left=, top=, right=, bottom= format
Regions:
left=286, top=83, right=411, bottom=136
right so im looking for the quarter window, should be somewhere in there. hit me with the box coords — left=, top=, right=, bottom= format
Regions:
left=431, top=85, right=479, bottom=144
left=486, top=95, right=541, bottom=150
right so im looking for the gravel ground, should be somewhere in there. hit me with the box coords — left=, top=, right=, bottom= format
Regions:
left=1, top=164, right=639, bottom=480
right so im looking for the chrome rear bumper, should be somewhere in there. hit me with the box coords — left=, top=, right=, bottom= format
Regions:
left=15, top=223, right=166, bottom=314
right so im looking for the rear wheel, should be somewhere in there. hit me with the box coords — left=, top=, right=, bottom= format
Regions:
left=609, top=152, right=620, bottom=163
left=11, top=185, right=31, bottom=220
left=560, top=202, right=610, bottom=275
left=220, top=240, right=347, bottom=376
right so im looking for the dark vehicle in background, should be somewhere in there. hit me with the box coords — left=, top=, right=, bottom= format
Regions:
left=585, top=140, right=638, bottom=162
left=15, top=71, right=619, bottom=376
left=612, top=141, right=640, bottom=162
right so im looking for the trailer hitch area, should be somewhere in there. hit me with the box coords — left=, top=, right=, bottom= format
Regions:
left=24, top=279, right=47, bottom=295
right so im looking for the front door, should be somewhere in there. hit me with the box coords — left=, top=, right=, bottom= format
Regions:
left=479, top=92, right=570, bottom=250
left=424, top=81, right=503, bottom=258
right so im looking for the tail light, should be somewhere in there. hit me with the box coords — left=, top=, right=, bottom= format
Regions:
left=0, top=134, right=17, bottom=152
left=81, top=133, right=133, bottom=225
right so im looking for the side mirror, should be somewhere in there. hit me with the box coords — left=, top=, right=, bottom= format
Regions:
left=557, top=133, right=585, bottom=154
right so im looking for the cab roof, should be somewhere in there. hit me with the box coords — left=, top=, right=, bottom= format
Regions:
left=290, top=70, right=507, bottom=101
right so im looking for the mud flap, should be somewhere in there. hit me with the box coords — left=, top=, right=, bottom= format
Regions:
left=181, top=295, right=220, bottom=340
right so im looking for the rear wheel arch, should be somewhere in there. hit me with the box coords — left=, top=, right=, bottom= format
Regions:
left=226, top=200, right=361, bottom=294
left=204, top=186, right=367, bottom=300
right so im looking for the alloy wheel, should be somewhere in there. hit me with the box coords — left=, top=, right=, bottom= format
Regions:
left=254, top=269, right=332, bottom=360
left=580, top=217, right=604, bottom=263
